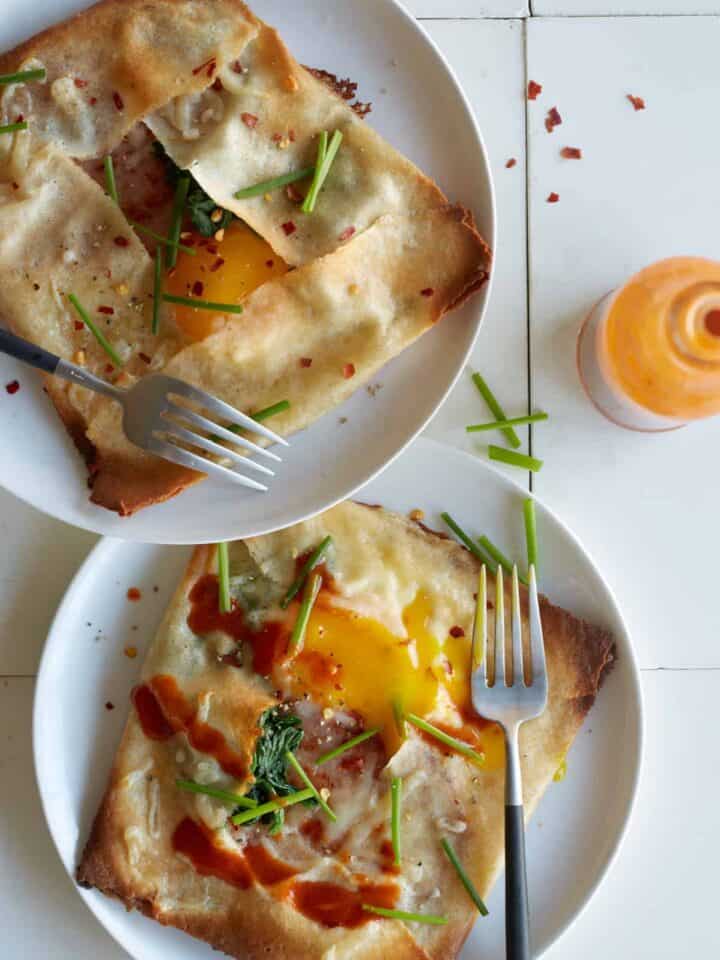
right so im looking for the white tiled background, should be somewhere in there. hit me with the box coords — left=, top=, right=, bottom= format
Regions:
left=3, top=2, right=720, bottom=958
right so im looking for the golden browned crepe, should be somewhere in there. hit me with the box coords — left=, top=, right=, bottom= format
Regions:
left=0, top=0, right=490, bottom=516
left=78, top=502, right=614, bottom=959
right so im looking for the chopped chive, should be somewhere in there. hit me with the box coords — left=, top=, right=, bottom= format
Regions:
left=316, top=130, right=328, bottom=167
left=392, top=699, right=406, bottom=739
left=302, top=129, right=343, bottom=214
left=466, top=411, right=548, bottom=433
left=471, top=565, right=486, bottom=672
left=68, top=293, right=123, bottom=367
left=441, top=838, right=489, bottom=915
left=0, top=121, right=27, bottom=135
left=524, top=498, right=538, bottom=572
left=316, top=728, right=380, bottom=766
left=252, top=399, right=291, bottom=422
left=288, top=572, right=322, bottom=653
left=0, top=68, right=46, bottom=85
left=488, top=445, right=543, bottom=473
left=167, top=173, right=190, bottom=269
left=217, top=541, right=231, bottom=614
left=441, top=512, right=496, bottom=568
left=103, top=156, right=119, bottom=205
left=478, top=535, right=527, bottom=587
left=230, top=786, right=314, bottom=825
left=471, top=372, right=521, bottom=449
left=234, top=165, right=315, bottom=200
left=129, top=220, right=197, bottom=255
left=161, top=293, right=243, bottom=314
left=286, top=751, right=336, bottom=821
left=362, top=906, right=448, bottom=925
left=391, top=777, right=402, bottom=865
left=176, top=779, right=257, bottom=809
left=281, top=535, right=332, bottom=608
left=405, top=713, right=485, bottom=765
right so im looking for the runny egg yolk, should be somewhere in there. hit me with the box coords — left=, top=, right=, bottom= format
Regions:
left=290, top=592, right=505, bottom=768
left=165, top=220, right=288, bottom=341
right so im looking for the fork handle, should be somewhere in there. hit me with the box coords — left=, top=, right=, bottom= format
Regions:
left=0, top=327, right=60, bottom=374
left=505, top=804, right=530, bottom=960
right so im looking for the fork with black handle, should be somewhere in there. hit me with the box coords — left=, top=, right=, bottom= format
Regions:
left=470, top=564, right=548, bottom=960
left=0, top=327, right=287, bottom=492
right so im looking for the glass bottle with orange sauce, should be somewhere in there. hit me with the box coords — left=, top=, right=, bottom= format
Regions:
left=577, top=257, right=720, bottom=431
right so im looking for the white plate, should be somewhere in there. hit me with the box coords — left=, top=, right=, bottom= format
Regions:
left=34, top=438, right=642, bottom=960
left=0, top=0, right=494, bottom=544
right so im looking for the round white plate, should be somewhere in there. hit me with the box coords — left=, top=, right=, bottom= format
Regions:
left=0, top=0, right=494, bottom=544
left=35, top=438, right=642, bottom=960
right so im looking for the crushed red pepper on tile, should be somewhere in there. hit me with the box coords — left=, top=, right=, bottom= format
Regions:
left=547, top=192, right=560, bottom=203
left=527, top=80, right=542, bottom=100
left=627, top=94, right=646, bottom=111
left=505, top=158, right=517, bottom=168
left=5, top=380, right=20, bottom=395
left=545, top=107, right=562, bottom=133
left=560, top=146, right=582, bottom=159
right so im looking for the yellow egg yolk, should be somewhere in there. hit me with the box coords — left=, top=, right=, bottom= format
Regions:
left=166, top=220, right=287, bottom=341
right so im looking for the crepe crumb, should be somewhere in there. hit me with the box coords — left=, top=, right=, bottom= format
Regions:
left=210, top=209, right=223, bottom=223
left=113, top=282, right=129, bottom=296
left=409, top=508, right=424, bottom=521
left=322, top=707, right=334, bottom=720
left=73, top=349, right=86, bottom=366
left=124, top=646, right=138, bottom=658
left=264, top=193, right=272, bottom=202
left=348, top=283, right=359, bottom=296
left=214, top=228, right=225, bottom=242
left=286, top=74, right=299, bottom=92
left=320, top=787, right=331, bottom=802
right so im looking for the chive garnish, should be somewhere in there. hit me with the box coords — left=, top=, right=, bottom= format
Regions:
left=68, top=293, right=123, bottom=368
left=477, top=535, right=528, bottom=586
left=234, top=165, right=315, bottom=200
left=391, top=777, right=402, bottom=865
left=488, top=445, right=543, bottom=473
left=405, top=714, right=485, bottom=765
left=392, top=699, right=406, bottom=740
left=441, top=512, right=495, bottom=567
left=466, top=411, right=548, bottom=433
left=103, top=156, right=119, bottom=205
left=289, top=572, right=322, bottom=653
left=316, top=130, right=328, bottom=167
left=152, top=246, right=163, bottom=335
left=316, top=728, right=380, bottom=765
left=524, top=498, right=538, bottom=572
left=176, top=779, right=258, bottom=809
left=129, top=220, right=197, bottom=254
left=0, top=121, right=27, bottom=135
left=471, top=565, right=486, bottom=672
left=252, top=399, right=291, bottom=422
left=167, top=173, right=190, bottom=269
left=302, top=129, right=343, bottom=214
left=217, top=541, right=231, bottom=614
left=281, top=535, right=332, bottom=608
left=0, top=68, right=46, bottom=86
left=441, top=838, right=489, bottom=916
left=230, top=786, right=314, bottom=825
left=471, top=372, right=521, bottom=449
left=361, top=906, right=448, bottom=925
left=161, top=293, right=243, bottom=314
left=286, top=751, right=337, bottom=821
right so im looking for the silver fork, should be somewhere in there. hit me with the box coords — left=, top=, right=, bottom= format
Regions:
left=0, top=328, right=287, bottom=492
left=471, top=564, right=548, bottom=960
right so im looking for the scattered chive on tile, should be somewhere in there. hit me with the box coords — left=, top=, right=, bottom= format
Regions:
left=252, top=399, right=291, bottom=422
left=0, top=68, right=46, bottom=85
left=361, top=906, right=448, bottom=925
left=161, top=293, right=243, bottom=314
left=405, top=713, right=485, bottom=765
left=441, top=838, right=489, bottom=916
left=234, top=165, right=315, bottom=199
left=68, top=293, right=123, bottom=367
left=488, top=445, right=543, bottom=473
left=286, top=751, right=336, bottom=821
left=471, top=372, right=521, bottom=449
left=391, top=777, right=402, bottom=865
left=478, top=535, right=527, bottom=586
left=441, top=512, right=495, bottom=568
left=316, top=728, right=380, bottom=766
left=466, top=411, right=548, bottom=433
left=103, top=155, right=119, bottom=205
left=524, top=498, right=539, bottom=572
left=152, top=246, right=163, bottom=335
left=176, top=779, right=257, bottom=809
left=0, top=121, right=27, bottom=135
left=216, top=541, right=231, bottom=614
left=167, top=174, right=190, bottom=269
left=230, top=787, right=314, bottom=826
left=288, top=572, right=322, bottom=653
left=281, top=534, right=332, bottom=608
left=302, top=129, right=343, bottom=214
left=129, top=220, right=197, bottom=254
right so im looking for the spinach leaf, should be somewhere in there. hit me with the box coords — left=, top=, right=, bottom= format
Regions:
left=153, top=140, right=234, bottom=237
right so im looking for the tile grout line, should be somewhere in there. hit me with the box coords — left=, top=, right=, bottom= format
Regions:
left=522, top=18, right=534, bottom=494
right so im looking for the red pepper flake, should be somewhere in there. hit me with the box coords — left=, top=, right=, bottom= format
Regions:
left=15, top=113, right=23, bottom=123
left=505, top=158, right=517, bottom=169
left=560, top=146, right=582, bottom=159
left=105, top=363, right=115, bottom=373
left=112, top=91, right=124, bottom=111
left=210, top=257, right=225, bottom=272
left=114, top=236, right=130, bottom=247
left=212, top=77, right=224, bottom=92
left=527, top=80, right=543, bottom=101
left=286, top=183, right=303, bottom=203
left=73, top=77, right=88, bottom=88
left=127, top=587, right=141, bottom=601
left=338, top=225, right=356, bottom=242
left=105, top=701, right=115, bottom=710
left=281, top=221, right=297, bottom=236
left=231, top=60, right=246, bottom=74
left=271, top=132, right=283, bottom=143
left=192, top=280, right=204, bottom=296
left=627, top=94, right=646, bottom=111
left=547, top=192, right=560, bottom=203
left=89, top=96, right=97, bottom=106
left=207, top=60, right=216, bottom=78
left=300, top=357, right=312, bottom=368
left=205, top=243, right=218, bottom=255
left=97, top=305, right=114, bottom=315
left=138, top=352, right=152, bottom=364
left=11, top=181, right=19, bottom=190
left=545, top=106, right=562, bottom=133
left=241, top=112, right=259, bottom=128
left=449, top=625, right=465, bottom=638
left=343, top=363, right=356, bottom=379
left=5, top=380, right=20, bottom=395
left=74, top=321, right=84, bottom=331
left=265, top=259, right=275, bottom=268
left=192, top=58, right=216, bottom=76
left=420, top=287, right=435, bottom=297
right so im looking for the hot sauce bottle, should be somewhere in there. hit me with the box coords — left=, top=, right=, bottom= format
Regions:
left=577, top=257, right=720, bottom=430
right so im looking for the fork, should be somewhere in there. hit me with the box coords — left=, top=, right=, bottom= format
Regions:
left=0, top=328, right=287, bottom=492
left=471, top=564, right=548, bottom=960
